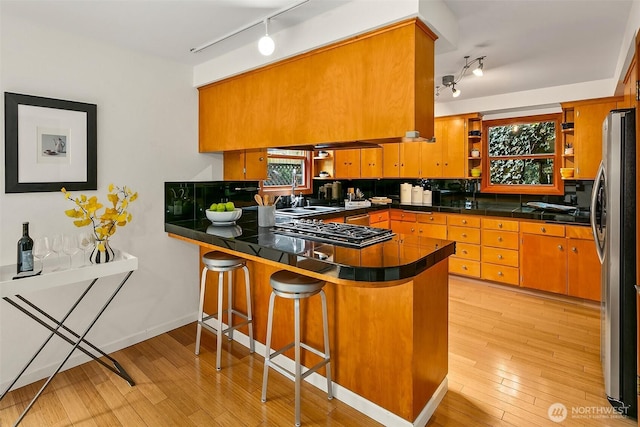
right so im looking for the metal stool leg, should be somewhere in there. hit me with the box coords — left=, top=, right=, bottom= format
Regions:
left=294, top=297, right=302, bottom=427
left=243, top=265, right=255, bottom=353
left=261, top=291, right=276, bottom=402
left=320, top=290, right=333, bottom=399
left=216, top=270, right=224, bottom=371
left=227, top=269, right=233, bottom=341
left=195, top=266, right=208, bottom=355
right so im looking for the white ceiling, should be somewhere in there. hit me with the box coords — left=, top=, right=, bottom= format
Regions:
left=1, top=0, right=635, bottom=105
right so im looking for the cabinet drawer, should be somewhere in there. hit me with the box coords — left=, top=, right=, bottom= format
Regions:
left=390, top=210, right=417, bottom=222
left=448, top=226, right=481, bottom=244
left=481, top=263, right=519, bottom=286
left=482, top=218, right=519, bottom=232
left=416, top=224, right=447, bottom=240
left=370, top=220, right=389, bottom=229
left=449, top=258, right=481, bottom=278
left=453, top=243, right=480, bottom=261
left=416, top=212, right=447, bottom=225
left=481, top=230, right=519, bottom=249
left=447, top=215, right=481, bottom=228
left=566, top=225, right=594, bottom=239
left=370, top=210, right=390, bottom=224
left=391, top=220, right=416, bottom=236
left=482, top=246, right=519, bottom=267
left=520, top=222, right=565, bottom=237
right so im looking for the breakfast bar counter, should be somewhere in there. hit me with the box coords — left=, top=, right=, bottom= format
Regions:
left=166, top=207, right=454, bottom=426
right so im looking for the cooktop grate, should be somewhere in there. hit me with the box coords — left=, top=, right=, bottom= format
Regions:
left=272, top=220, right=394, bottom=248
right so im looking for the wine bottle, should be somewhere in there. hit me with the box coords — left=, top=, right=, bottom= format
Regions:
left=17, top=222, right=34, bottom=274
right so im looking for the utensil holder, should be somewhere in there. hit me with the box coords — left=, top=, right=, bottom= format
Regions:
left=258, top=205, right=276, bottom=227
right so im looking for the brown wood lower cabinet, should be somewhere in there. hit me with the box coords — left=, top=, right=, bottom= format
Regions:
left=520, top=233, right=568, bottom=294
left=480, top=218, right=519, bottom=286
left=566, top=226, right=601, bottom=301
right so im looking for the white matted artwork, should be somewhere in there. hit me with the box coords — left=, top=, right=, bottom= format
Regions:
left=37, top=127, right=70, bottom=164
left=5, top=92, right=97, bottom=193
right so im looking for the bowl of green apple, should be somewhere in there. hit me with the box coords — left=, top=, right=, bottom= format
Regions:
left=205, top=202, right=242, bottom=225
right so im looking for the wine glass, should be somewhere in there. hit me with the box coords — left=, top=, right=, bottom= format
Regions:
left=33, top=237, right=51, bottom=272
left=50, top=234, right=63, bottom=271
left=78, top=232, right=95, bottom=267
left=63, top=234, right=79, bottom=269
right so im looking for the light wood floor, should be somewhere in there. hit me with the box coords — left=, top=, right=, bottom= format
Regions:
left=1, top=276, right=637, bottom=426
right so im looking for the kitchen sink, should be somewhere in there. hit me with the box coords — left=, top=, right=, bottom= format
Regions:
left=275, top=206, right=340, bottom=217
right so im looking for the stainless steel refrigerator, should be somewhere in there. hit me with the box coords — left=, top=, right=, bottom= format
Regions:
left=591, top=108, right=637, bottom=418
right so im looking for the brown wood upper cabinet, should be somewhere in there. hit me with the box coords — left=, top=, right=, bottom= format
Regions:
left=334, top=149, right=361, bottom=179
left=561, top=97, right=621, bottom=179
left=223, top=149, right=267, bottom=180
left=199, top=19, right=436, bottom=152
left=381, top=142, right=422, bottom=178
left=426, top=115, right=477, bottom=178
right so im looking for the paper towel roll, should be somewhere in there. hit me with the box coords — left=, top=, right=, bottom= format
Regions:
left=400, top=183, right=412, bottom=204
left=412, top=186, right=422, bottom=204
left=423, top=190, right=432, bottom=206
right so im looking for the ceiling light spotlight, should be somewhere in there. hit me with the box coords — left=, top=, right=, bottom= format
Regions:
left=473, top=57, right=484, bottom=77
left=451, top=83, right=461, bottom=98
left=258, top=19, right=275, bottom=56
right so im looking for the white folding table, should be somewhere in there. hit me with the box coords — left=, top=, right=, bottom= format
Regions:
left=0, top=252, right=138, bottom=426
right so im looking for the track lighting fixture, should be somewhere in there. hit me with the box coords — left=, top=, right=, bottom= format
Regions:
left=258, top=19, right=275, bottom=56
left=190, top=0, right=309, bottom=55
left=437, top=55, right=486, bottom=98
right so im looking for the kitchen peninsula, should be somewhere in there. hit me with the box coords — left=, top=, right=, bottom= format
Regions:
left=166, top=206, right=455, bottom=425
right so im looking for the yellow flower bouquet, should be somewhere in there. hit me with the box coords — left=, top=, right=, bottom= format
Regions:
left=61, top=184, right=138, bottom=255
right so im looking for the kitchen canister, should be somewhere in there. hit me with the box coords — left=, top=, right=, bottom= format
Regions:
left=422, top=189, right=433, bottom=206
left=400, top=183, right=412, bottom=204
left=411, top=186, right=422, bottom=205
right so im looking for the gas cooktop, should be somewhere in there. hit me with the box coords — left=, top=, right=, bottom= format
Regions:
left=272, top=220, right=394, bottom=248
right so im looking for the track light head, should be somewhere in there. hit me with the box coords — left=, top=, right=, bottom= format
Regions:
left=258, top=19, right=275, bottom=56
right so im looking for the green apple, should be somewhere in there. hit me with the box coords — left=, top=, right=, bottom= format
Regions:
left=225, top=201, right=235, bottom=211
left=209, top=203, right=217, bottom=211
left=216, top=203, right=226, bottom=212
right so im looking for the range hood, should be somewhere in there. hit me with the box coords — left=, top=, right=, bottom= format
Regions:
left=277, top=132, right=435, bottom=151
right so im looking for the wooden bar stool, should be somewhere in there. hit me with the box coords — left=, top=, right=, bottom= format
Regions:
left=195, top=251, right=254, bottom=371
left=261, top=270, right=333, bottom=426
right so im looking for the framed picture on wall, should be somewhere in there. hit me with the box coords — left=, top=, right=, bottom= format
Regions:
left=4, top=92, right=97, bottom=193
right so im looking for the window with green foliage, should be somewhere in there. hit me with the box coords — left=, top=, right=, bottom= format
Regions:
left=263, top=149, right=311, bottom=191
left=483, top=114, right=563, bottom=194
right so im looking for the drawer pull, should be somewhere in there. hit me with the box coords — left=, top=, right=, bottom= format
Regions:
left=558, top=245, right=563, bottom=251
left=462, top=220, right=467, bottom=224
left=462, top=265, right=468, bottom=270
left=410, top=228, right=415, bottom=232
left=498, top=223, right=503, bottom=228
left=541, top=227, right=546, bottom=233
left=572, top=247, right=577, bottom=252
left=418, top=229, right=423, bottom=233
left=462, top=233, right=467, bottom=238
left=497, top=237, right=503, bottom=242
left=497, top=254, right=503, bottom=260
left=498, top=271, right=504, bottom=276
left=462, top=250, right=468, bottom=254
left=429, top=216, right=434, bottom=221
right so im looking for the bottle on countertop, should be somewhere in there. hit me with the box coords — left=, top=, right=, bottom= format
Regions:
left=17, top=222, right=34, bottom=274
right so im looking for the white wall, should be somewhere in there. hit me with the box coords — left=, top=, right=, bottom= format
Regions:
left=0, top=10, right=223, bottom=389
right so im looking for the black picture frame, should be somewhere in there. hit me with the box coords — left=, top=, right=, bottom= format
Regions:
left=4, top=92, right=97, bottom=193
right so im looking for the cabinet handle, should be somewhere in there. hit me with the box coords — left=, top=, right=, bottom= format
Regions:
left=410, top=228, right=415, bottom=232
left=498, top=271, right=504, bottom=276
left=462, top=220, right=467, bottom=224
left=419, top=229, right=423, bottom=233
left=430, top=216, right=434, bottom=221
left=462, top=265, right=468, bottom=270
left=498, top=254, right=503, bottom=259
left=462, top=233, right=467, bottom=238
left=462, top=250, right=468, bottom=254
left=541, top=227, right=546, bottom=233
left=497, top=237, right=503, bottom=242
left=558, top=245, right=563, bottom=250
left=498, top=223, right=503, bottom=228
left=572, top=247, right=577, bottom=252
left=436, top=162, right=440, bottom=166
left=445, top=162, right=448, bottom=166
left=259, top=157, right=264, bottom=161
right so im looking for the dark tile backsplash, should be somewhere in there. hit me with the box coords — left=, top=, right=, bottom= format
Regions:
left=165, top=181, right=259, bottom=223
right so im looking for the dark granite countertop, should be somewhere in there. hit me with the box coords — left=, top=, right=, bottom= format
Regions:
left=165, top=207, right=455, bottom=284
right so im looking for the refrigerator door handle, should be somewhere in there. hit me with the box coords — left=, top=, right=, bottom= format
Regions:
left=591, top=160, right=605, bottom=264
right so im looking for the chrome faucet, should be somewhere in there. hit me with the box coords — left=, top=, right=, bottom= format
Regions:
left=290, top=168, right=303, bottom=207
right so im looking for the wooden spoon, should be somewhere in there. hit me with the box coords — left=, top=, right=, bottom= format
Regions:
left=273, top=196, right=282, bottom=207
left=254, top=194, right=263, bottom=206
left=263, top=194, right=270, bottom=206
